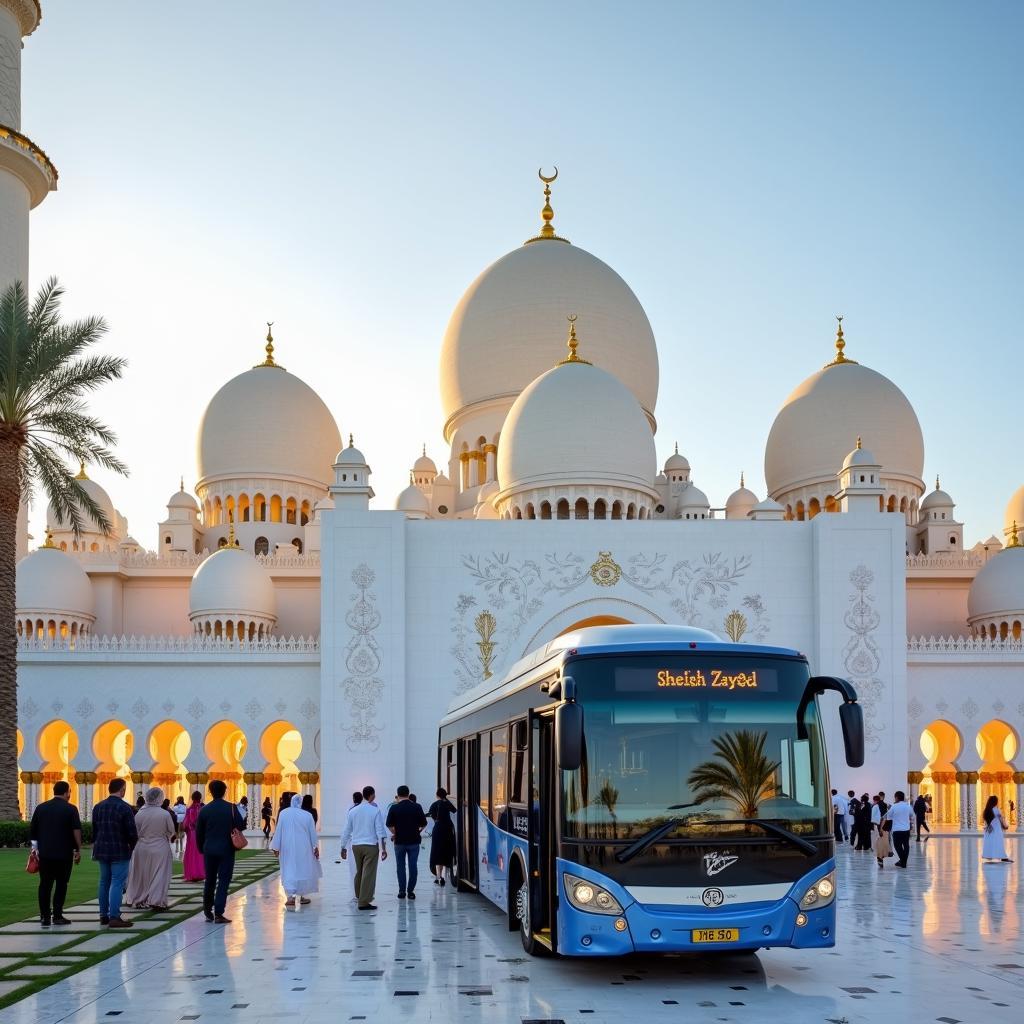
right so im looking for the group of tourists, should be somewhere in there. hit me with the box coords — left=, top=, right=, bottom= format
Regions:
left=29, top=777, right=246, bottom=928
left=832, top=786, right=1013, bottom=869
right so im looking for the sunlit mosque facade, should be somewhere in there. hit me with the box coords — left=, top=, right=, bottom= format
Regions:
left=5, top=1, right=1023, bottom=835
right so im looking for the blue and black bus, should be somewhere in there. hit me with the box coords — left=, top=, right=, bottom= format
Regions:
left=438, top=624, right=864, bottom=957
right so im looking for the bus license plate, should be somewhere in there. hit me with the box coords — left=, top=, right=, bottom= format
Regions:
left=691, top=928, right=739, bottom=943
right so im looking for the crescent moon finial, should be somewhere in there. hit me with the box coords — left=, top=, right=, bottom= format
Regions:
left=538, top=166, right=558, bottom=184
left=526, top=166, right=569, bottom=245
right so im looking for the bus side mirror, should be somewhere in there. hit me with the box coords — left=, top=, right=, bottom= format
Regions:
left=839, top=701, right=865, bottom=768
left=556, top=702, right=584, bottom=772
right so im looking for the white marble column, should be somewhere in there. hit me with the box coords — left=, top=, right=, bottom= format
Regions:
left=1014, top=776, right=1023, bottom=831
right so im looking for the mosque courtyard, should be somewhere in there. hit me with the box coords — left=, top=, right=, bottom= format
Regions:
left=2, top=834, right=1019, bottom=1024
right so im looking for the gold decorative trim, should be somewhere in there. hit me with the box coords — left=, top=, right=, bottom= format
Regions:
left=524, top=166, right=570, bottom=244
left=557, top=313, right=592, bottom=366
left=724, top=609, right=748, bottom=642
left=824, top=315, right=857, bottom=368
left=0, top=123, right=58, bottom=184
left=254, top=321, right=285, bottom=369
left=0, top=0, right=41, bottom=37
left=590, top=551, right=622, bottom=587
left=475, top=610, right=497, bottom=680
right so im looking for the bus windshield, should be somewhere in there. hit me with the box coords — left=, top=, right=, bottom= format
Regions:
left=561, top=653, right=830, bottom=842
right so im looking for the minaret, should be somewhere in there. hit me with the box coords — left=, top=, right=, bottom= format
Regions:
left=0, top=1, right=57, bottom=295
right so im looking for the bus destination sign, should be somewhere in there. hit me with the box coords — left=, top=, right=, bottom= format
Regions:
left=658, top=668, right=758, bottom=690
left=614, top=665, right=779, bottom=694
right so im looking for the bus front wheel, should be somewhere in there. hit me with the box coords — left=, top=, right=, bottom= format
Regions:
left=511, top=867, right=547, bottom=956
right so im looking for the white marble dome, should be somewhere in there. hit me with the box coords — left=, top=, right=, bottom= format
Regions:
left=920, top=482, right=954, bottom=512
left=197, top=362, right=341, bottom=488
left=395, top=482, right=430, bottom=517
left=725, top=478, right=758, bottom=520
left=46, top=472, right=116, bottom=536
left=168, top=486, right=200, bottom=512
left=189, top=545, right=277, bottom=634
left=16, top=545, right=95, bottom=626
left=765, top=348, right=924, bottom=502
left=1004, top=485, right=1024, bottom=541
left=496, top=350, right=657, bottom=517
left=967, top=542, right=1024, bottom=634
left=440, top=239, right=659, bottom=425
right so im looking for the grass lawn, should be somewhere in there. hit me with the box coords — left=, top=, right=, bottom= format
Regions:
left=0, top=847, right=267, bottom=927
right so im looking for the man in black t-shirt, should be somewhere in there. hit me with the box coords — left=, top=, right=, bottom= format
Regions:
left=386, top=786, right=427, bottom=899
left=29, top=781, right=82, bottom=927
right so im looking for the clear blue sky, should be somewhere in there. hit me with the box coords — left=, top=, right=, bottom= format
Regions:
left=22, top=1, right=1023, bottom=546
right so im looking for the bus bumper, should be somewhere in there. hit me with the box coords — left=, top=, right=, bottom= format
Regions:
left=555, top=860, right=837, bottom=956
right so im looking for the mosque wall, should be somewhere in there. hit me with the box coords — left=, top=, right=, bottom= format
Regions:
left=906, top=578, right=972, bottom=638
left=272, top=580, right=321, bottom=638
left=320, top=508, right=908, bottom=834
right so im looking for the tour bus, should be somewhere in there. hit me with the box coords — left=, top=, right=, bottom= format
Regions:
left=437, top=624, right=864, bottom=957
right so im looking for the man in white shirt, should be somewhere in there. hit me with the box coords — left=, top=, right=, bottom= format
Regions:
left=830, top=789, right=848, bottom=843
left=340, top=785, right=388, bottom=909
left=237, top=795, right=249, bottom=831
left=885, top=791, right=914, bottom=869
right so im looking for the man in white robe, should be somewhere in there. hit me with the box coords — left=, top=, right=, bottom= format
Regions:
left=270, top=794, right=321, bottom=907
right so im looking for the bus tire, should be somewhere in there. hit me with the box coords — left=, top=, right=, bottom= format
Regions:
left=510, top=859, right=547, bottom=956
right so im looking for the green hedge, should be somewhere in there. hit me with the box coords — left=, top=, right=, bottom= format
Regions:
left=0, top=820, right=93, bottom=847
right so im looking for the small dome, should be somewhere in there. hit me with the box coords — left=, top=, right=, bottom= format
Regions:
left=440, top=231, right=658, bottom=423
left=497, top=351, right=656, bottom=500
left=189, top=546, right=276, bottom=622
left=413, top=449, right=437, bottom=475
left=664, top=446, right=690, bottom=473
left=765, top=327, right=924, bottom=499
left=920, top=478, right=954, bottom=512
left=725, top=476, right=758, bottom=520
left=168, top=486, right=200, bottom=511
left=1004, top=485, right=1024, bottom=541
left=967, top=541, right=1024, bottom=623
left=434, top=471, right=451, bottom=486
left=474, top=480, right=500, bottom=520
left=395, top=483, right=430, bottom=516
left=751, top=497, right=785, bottom=514
left=679, top=484, right=710, bottom=510
left=335, top=437, right=366, bottom=465
left=47, top=471, right=116, bottom=535
left=16, top=545, right=95, bottom=621
left=841, top=439, right=879, bottom=471
left=197, top=350, right=341, bottom=488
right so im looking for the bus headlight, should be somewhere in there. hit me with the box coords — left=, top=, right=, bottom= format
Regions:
left=801, top=871, right=836, bottom=909
left=564, top=873, right=623, bottom=915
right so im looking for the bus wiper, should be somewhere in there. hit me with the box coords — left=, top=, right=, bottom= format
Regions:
left=715, top=819, right=817, bottom=856
left=616, top=818, right=688, bottom=863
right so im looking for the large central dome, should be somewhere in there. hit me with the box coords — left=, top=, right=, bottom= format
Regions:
left=440, top=238, right=659, bottom=428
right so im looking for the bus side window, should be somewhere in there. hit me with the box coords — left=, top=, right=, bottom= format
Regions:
left=480, top=734, right=491, bottom=823
left=490, top=726, right=509, bottom=827
left=445, top=744, right=457, bottom=802
left=510, top=720, right=528, bottom=804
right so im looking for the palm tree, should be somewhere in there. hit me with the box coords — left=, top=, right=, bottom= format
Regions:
left=0, top=279, right=127, bottom=820
left=687, top=729, right=780, bottom=819
left=596, top=777, right=620, bottom=839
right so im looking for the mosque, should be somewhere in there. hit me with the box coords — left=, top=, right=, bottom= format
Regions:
left=5, top=0, right=1023, bottom=837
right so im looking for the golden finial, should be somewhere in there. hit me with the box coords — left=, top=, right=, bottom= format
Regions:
left=740, top=471, right=745, bottom=489
left=226, top=513, right=240, bottom=549
left=41, top=529, right=56, bottom=549
left=75, top=461, right=88, bottom=480
left=349, top=433, right=355, bottom=448
left=180, top=475, right=185, bottom=492
left=825, top=315, right=858, bottom=367
left=525, top=167, right=570, bottom=245
left=856, top=436, right=862, bottom=450
left=1009, top=521, right=1021, bottom=548
left=935, top=475, right=940, bottom=491
left=422, top=444, right=427, bottom=457
left=558, top=314, right=591, bottom=366
left=255, top=322, right=285, bottom=370
left=674, top=442, right=679, bottom=455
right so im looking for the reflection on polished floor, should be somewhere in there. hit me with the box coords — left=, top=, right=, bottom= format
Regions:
left=5, top=836, right=1020, bottom=1024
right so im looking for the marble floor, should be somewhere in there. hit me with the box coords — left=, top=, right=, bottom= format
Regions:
left=4, top=835, right=1020, bottom=1024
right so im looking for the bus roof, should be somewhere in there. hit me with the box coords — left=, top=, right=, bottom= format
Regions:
left=442, top=624, right=804, bottom=723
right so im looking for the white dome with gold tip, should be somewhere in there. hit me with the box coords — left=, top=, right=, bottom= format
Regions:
left=439, top=174, right=658, bottom=431
left=196, top=329, right=341, bottom=489
left=967, top=526, right=1024, bottom=636
left=764, top=321, right=924, bottom=507
left=188, top=536, right=277, bottom=637
left=16, top=542, right=95, bottom=626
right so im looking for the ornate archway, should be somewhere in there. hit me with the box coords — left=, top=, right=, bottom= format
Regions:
left=919, top=719, right=962, bottom=825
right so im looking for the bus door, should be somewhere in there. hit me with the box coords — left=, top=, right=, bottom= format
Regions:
left=528, top=711, right=556, bottom=947
left=458, top=735, right=480, bottom=890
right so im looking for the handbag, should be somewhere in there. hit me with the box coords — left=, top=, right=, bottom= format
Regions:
left=26, top=849, right=39, bottom=874
left=231, top=828, right=248, bottom=850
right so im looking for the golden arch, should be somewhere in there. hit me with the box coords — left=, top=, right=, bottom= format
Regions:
left=260, top=720, right=302, bottom=802
left=148, top=720, right=192, bottom=801
left=205, top=720, right=247, bottom=801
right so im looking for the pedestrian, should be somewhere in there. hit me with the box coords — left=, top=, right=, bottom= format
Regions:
left=160, top=797, right=177, bottom=834
left=846, top=790, right=856, bottom=844
left=913, top=792, right=931, bottom=842
left=28, top=779, right=82, bottom=927
left=340, top=785, right=388, bottom=910
left=427, top=787, right=457, bottom=886
left=196, top=779, right=246, bottom=924
left=386, top=785, right=428, bottom=900
left=278, top=791, right=294, bottom=819
left=261, top=797, right=273, bottom=839
left=871, top=795, right=889, bottom=868
left=237, top=794, right=249, bottom=830
left=134, top=793, right=145, bottom=815
left=181, top=791, right=205, bottom=881
left=91, top=777, right=138, bottom=928
left=126, top=787, right=175, bottom=909
left=885, top=790, right=913, bottom=868
left=343, top=790, right=363, bottom=895
left=830, top=789, right=848, bottom=843
left=981, top=796, right=1013, bottom=863
left=854, top=793, right=873, bottom=850
left=172, top=796, right=187, bottom=855
left=301, top=793, right=319, bottom=826
left=847, top=793, right=861, bottom=845
left=270, top=794, right=322, bottom=908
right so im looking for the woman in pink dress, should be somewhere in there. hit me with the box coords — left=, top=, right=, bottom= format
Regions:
left=181, top=790, right=205, bottom=882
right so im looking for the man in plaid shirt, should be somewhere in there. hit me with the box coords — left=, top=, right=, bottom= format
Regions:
left=91, top=778, right=138, bottom=928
